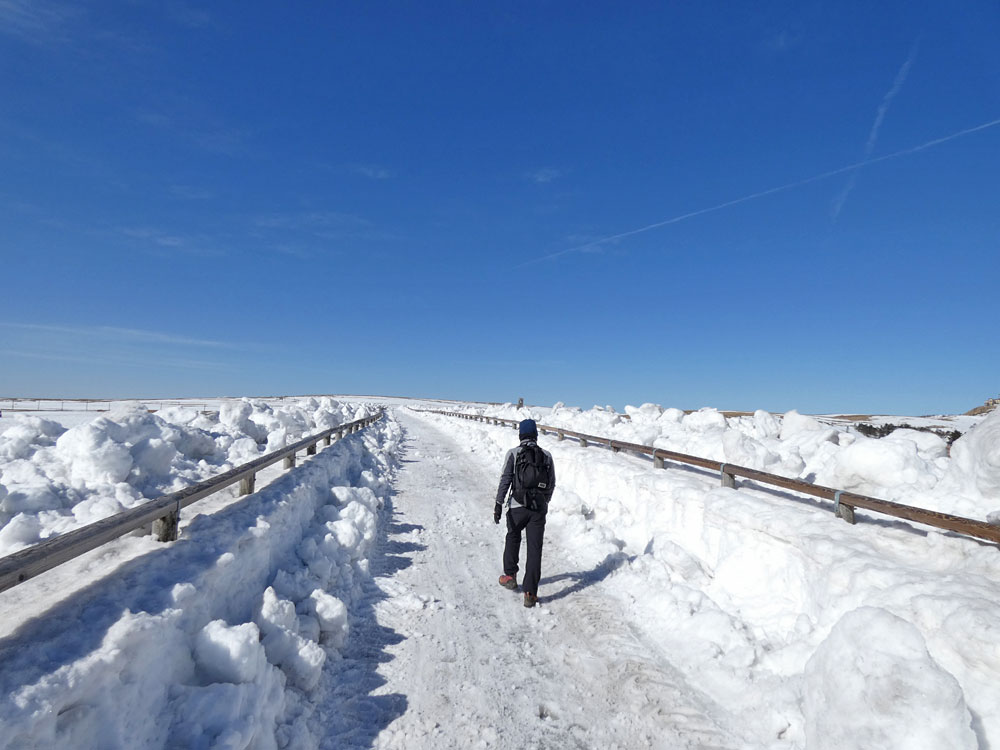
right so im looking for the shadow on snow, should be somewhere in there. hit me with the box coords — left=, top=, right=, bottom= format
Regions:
left=311, top=503, right=426, bottom=749
left=538, top=550, right=634, bottom=604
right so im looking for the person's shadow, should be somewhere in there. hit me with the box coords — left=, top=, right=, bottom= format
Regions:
left=539, top=550, right=633, bottom=603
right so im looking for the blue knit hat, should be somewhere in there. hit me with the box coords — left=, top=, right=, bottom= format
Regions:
left=519, top=419, right=538, bottom=439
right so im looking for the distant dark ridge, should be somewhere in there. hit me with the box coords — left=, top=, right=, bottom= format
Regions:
left=854, top=422, right=963, bottom=446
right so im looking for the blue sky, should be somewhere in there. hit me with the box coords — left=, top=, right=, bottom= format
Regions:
left=1, top=1, right=998, bottom=415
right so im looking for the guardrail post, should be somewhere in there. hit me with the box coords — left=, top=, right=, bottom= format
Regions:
left=284, top=454, right=296, bottom=469
left=610, top=440, right=620, bottom=453
left=579, top=437, right=588, bottom=448
left=558, top=430, right=565, bottom=441
left=838, top=505, right=856, bottom=524
left=324, top=435, right=331, bottom=447
left=153, top=507, right=179, bottom=542
left=720, top=464, right=736, bottom=489
left=240, top=473, right=256, bottom=495
left=653, top=454, right=665, bottom=469
left=834, top=491, right=857, bottom=525
left=307, top=442, right=317, bottom=456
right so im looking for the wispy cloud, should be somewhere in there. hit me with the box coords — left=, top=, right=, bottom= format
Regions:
left=0, top=0, right=77, bottom=43
left=255, top=211, right=373, bottom=231
left=135, top=108, right=248, bottom=156
left=119, top=226, right=227, bottom=257
left=0, top=321, right=257, bottom=375
left=521, top=116, right=1000, bottom=267
left=169, top=185, right=216, bottom=200
left=526, top=168, right=562, bottom=184
left=0, top=322, right=243, bottom=349
left=121, top=226, right=186, bottom=248
left=163, top=2, right=212, bottom=29
left=0, top=0, right=150, bottom=52
left=352, top=164, right=393, bottom=180
left=253, top=210, right=395, bottom=245
left=768, top=30, right=801, bottom=52
left=1, top=347, right=234, bottom=372
left=832, top=40, right=920, bottom=220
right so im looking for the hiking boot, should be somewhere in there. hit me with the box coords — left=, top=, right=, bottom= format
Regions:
left=523, top=592, right=538, bottom=608
left=498, top=575, right=518, bottom=590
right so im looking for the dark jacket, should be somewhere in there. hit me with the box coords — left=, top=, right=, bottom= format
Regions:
left=495, top=439, right=556, bottom=508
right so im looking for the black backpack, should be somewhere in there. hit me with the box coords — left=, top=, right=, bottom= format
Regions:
left=511, top=442, right=551, bottom=512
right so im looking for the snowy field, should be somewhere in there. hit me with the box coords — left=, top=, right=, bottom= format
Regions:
left=0, top=396, right=998, bottom=748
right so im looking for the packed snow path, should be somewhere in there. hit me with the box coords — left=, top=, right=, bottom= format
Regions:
left=312, top=410, right=743, bottom=749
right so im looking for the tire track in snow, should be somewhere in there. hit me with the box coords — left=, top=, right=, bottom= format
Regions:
left=313, top=410, right=742, bottom=749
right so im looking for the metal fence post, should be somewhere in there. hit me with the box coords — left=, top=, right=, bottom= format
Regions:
left=240, top=473, right=256, bottom=495
left=153, top=506, right=179, bottom=542
left=720, top=464, right=736, bottom=489
left=834, top=491, right=857, bottom=525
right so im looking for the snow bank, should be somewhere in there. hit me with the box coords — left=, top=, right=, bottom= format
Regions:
left=0, top=398, right=372, bottom=556
left=803, top=607, right=976, bottom=750
left=948, top=409, right=1000, bottom=514
left=0, top=410, right=400, bottom=749
left=424, top=407, right=999, bottom=747
left=452, top=401, right=992, bottom=519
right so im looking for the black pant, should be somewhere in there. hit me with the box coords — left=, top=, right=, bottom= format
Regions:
left=504, top=505, right=546, bottom=595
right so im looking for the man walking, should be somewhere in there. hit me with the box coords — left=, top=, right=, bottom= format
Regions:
left=493, top=419, right=556, bottom=608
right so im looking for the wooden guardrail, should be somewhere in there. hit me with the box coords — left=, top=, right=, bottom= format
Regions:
left=0, top=410, right=384, bottom=594
left=422, top=409, right=1000, bottom=546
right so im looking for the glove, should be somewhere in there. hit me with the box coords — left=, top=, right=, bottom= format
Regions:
left=493, top=503, right=503, bottom=524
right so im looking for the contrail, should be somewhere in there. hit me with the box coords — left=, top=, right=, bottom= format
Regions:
left=867, top=41, right=920, bottom=154
left=521, top=116, right=1000, bottom=267
left=833, top=40, right=921, bottom=219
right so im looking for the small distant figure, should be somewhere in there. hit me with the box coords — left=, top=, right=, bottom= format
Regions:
left=517, top=397, right=524, bottom=409
left=493, top=419, right=556, bottom=608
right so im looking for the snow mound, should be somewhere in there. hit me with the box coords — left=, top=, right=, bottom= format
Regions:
left=0, top=408, right=399, bottom=749
left=0, top=398, right=372, bottom=556
left=949, top=409, right=1000, bottom=502
left=451, top=399, right=991, bottom=518
left=803, top=607, right=976, bottom=750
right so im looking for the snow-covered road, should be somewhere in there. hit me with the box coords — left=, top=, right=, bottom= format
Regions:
left=314, top=410, right=741, bottom=749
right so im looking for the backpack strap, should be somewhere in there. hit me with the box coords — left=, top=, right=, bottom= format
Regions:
left=507, top=445, right=521, bottom=503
